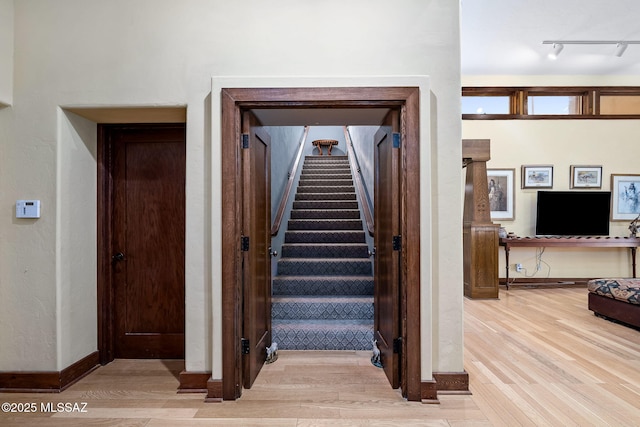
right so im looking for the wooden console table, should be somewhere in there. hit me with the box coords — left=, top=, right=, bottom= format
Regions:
left=499, top=236, right=640, bottom=288
left=312, top=139, right=338, bottom=156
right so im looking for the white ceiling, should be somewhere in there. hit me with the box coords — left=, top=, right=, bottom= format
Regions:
left=461, top=0, right=640, bottom=75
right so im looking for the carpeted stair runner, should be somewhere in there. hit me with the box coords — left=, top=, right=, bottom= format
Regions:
left=272, top=155, right=374, bottom=350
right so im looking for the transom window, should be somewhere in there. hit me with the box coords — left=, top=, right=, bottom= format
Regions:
left=462, top=87, right=640, bottom=119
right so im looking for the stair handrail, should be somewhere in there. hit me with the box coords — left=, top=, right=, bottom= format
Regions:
left=344, top=127, right=374, bottom=236
left=271, top=126, right=309, bottom=236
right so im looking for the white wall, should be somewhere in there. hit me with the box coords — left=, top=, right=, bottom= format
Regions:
left=0, top=0, right=12, bottom=105
left=1, top=0, right=463, bottom=381
left=463, top=75, right=640, bottom=279
left=347, top=126, right=376, bottom=211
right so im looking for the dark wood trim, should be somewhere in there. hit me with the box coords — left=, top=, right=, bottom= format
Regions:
left=0, top=351, right=99, bottom=393
left=178, top=371, right=211, bottom=393
left=434, top=371, right=470, bottom=394
left=464, top=86, right=640, bottom=94
left=501, top=277, right=590, bottom=287
left=221, top=88, right=243, bottom=401
left=463, top=114, right=640, bottom=120
left=463, top=86, right=640, bottom=119
left=220, top=86, right=422, bottom=401
left=402, top=87, right=422, bottom=401
left=420, top=380, right=438, bottom=403
left=97, top=124, right=115, bottom=365
left=59, top=352, right=100, bottom=390
left=0, top=372, right=60, bottom=392
left=205, top=378, right=223, bottom=402
left=421, top=372, right=470, bottom=404
left=271, top=126, right=309, bottom=236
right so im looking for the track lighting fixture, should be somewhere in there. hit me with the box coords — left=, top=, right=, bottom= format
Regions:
left=543, top=40, right=640, bottom=58
left=615, top=43, right=628, bottom=57
left=548, top=43, right=563, bottom=60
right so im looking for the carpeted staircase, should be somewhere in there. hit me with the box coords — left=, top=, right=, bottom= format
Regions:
left=272, top=155, right=374, bottom=350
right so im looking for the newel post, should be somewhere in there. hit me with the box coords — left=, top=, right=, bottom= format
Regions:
left=462, top=139, right=499, bottom=299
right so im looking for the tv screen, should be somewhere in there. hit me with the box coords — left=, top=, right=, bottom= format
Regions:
left=535, top=191, right=611, bottom=236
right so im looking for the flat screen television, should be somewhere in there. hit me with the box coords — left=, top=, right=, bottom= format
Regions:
left=535, top=191, right=611, bottom=236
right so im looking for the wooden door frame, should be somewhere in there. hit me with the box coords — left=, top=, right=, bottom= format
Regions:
left=96, top=123, right=187, bottom=365
left=218, top=87, right=422, bottom=401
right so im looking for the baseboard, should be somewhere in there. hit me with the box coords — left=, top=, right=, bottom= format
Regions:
left=420, top=379, right=438, bottom=403
left=421, top=371, right=470, bottom=403
left=0, top=351, right=99, bottom=393
left=501, top=277, right=589, bottom=288
left=205, top=378, right=223, bottom=402
left=434, top=371, right=470, bottom=395
left=178, top=370, right=211, bottom=393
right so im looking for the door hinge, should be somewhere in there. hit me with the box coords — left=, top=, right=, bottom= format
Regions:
left=392, top=132, right=401, bottom=148
left=241, top=338, right=250, bottom=355
left=393, top=337, right=402, bottom=354
left=392, top=235, right=402, bottom=251
left=242, top=133, right=249, bottom=149
left=241, top=236, right=250, bottom=251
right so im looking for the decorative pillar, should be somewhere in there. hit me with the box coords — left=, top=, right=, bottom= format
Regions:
left=462, top=139, right=499, bottom=299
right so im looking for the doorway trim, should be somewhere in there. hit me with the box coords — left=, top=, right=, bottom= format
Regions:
left=210, top=76, right=430, bottom=402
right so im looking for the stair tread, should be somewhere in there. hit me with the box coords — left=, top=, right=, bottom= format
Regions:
left=273, top=295, right=373, bottom=302
left=273, top=274, right=373, bottom=279
left=286, top=229, right=364, bottom=233
left=282, top=242, right=368, bottom=246
left=273, top=319, right=372, bottom=328
left=278, top=257, right=371, bottom=262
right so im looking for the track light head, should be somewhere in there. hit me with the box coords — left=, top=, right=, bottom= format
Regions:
left=615, top=43, right=628, bottom=57
left=548, top=43, right=564, bottom=60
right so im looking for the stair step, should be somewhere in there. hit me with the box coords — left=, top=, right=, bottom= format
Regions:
left=298, top=179, right=354, bottom=186
left=272, top=296, right=374, bottom=320
left=291, top=209, right=361, bottom=219
left=300, top=173, right=353, bottom=180
left=304, top=155, right=348, bottom=161
left=272, top=319, right=373, bottom=350
left=272, top=275, right=373, bottom=296
left=302, top=171, right=352, bottom=177
left=287, top=219, right=363, bottom=231
left=277, top=258, right=372, bottom=275
left=292, top=200, right=359, bottom=210
left=296, top=185, right=355, bottom=193
left=285, top=230, right=365, bottom=244
left=295, top=192, right=355, bottom=201
left=281, top=243, right=369, bottom=258
left=303, top=164, right=351, bottom=170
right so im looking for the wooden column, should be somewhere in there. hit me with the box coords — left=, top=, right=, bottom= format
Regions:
left=462, top=139, right=499, bottom=299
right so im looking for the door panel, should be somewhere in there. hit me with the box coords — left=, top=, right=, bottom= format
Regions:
left=111, top=124, right=186, bottom=359
left=242, top=111, right=271, bottom=389
left=374, top=111, right=401, bottom=389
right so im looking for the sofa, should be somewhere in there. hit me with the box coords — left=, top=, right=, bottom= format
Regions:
left=587, top=278, right=640, bottom=329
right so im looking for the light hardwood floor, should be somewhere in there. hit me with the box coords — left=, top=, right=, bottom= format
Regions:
left=1, top=287, right=639, bottom=426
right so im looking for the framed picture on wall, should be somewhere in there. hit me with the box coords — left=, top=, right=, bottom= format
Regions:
left=521, top=165, right=553, bottom=189
left=487, top=168, right=515, bottom=220
left=570, top=165, right=602, bottom=188
left=611, top=174, right=640, bottom=220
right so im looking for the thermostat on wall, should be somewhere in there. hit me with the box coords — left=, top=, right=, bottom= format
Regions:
left=16, top=200, right=41, bottom=218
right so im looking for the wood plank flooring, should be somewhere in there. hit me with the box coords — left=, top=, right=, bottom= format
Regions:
left=1, top=287, right=638, bottom=426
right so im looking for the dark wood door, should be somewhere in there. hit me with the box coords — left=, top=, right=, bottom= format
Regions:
left=110, top=124, right=186, bottom=359
left=241, top=111, right=271, bottom=389
left=374, top=111, right=401, bottom=389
